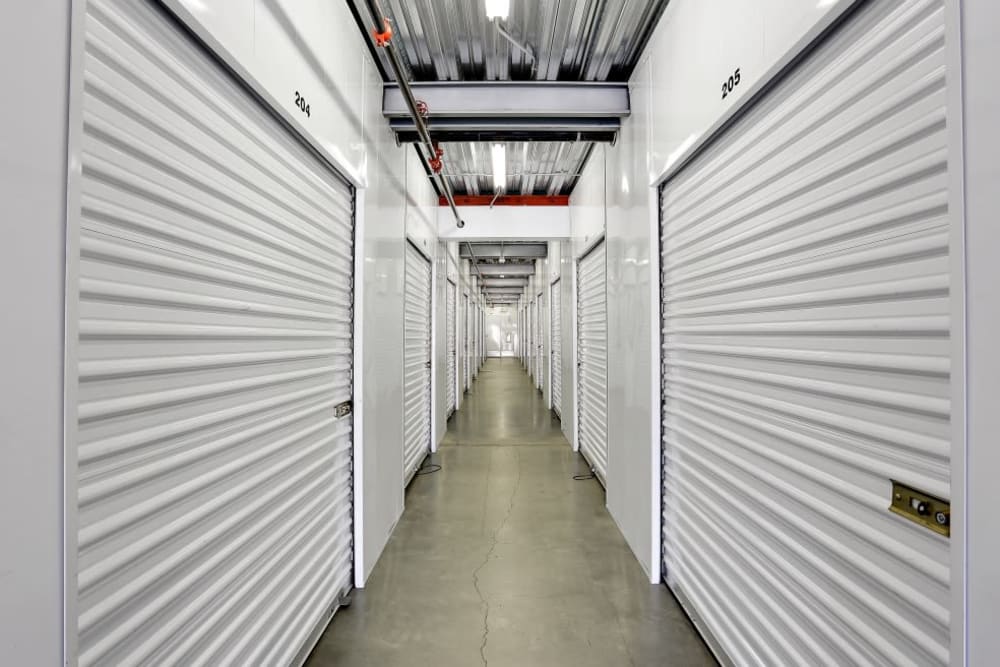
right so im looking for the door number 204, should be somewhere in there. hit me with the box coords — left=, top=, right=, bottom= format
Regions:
left=294, top=91, right=311, bottom=118
left=721, top=68, right=741, bottom=100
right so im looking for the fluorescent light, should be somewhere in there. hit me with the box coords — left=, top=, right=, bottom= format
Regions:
left=491, top=143, right=506, bottom=192
left=485, top=0, right=509, bottom=20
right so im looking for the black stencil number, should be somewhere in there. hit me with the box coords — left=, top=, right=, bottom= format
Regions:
left=294, top=91, right=311, bottom=118
left=721, top=68, right=741, bottom=100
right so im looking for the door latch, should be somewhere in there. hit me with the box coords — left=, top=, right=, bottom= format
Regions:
left=889, top=480, right=950, bottom=537
left=334, top=401, right=353, bottom=418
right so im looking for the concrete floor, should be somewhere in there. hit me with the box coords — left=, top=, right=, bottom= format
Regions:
left=307, top=358, right=714, bottom=667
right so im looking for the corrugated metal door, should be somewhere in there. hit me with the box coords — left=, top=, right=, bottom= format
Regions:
left=528, top=299, right=536, bottom=379
left=474, top=304, right=480, bottom=376
left=536, top=291, right=544, bottom=390
left=659, top=1, right=950, bottom=664
left=463, top=293, right=471, bottom=391
left=577, top=241, right=608, bottom=484
left=403, top=241, right=432, bottom=484
left=73, top=0, right=355, bottom=663
left=551, top=280, right=562, bottom=416
left=446, top=280, right=457, bottom=416
left=524, top=304, right=529, bottom=368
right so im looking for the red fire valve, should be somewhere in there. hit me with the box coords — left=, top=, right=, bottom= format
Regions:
left=373, top=18, right=393, bottom=47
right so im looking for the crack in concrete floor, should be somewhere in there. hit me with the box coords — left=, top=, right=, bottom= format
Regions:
left=471, top=447, right=521, bottom=667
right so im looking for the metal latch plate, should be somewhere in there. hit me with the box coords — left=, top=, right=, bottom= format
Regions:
left=889, top=480, right=950, bottom=537
left=335, top=401, right=353, bottom=418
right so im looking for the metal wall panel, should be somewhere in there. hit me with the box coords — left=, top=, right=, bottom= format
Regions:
left=551, top=280, right=562, bottom=416
left=403, top=242, right=432, bottom=484
left=577, top=240, right=608, bottom=484
left=74, top=0, right=354, bottom=663
left=659, top=1, right=950, bottom=664
left=446, top=280, right=457, bottom=415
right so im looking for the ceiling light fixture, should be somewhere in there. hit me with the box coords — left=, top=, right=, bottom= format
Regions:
left=485, top=0, right=509, bottom=20
left=492, top=143, right=506, bottom=193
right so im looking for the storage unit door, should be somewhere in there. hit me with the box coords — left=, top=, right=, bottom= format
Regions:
left=536, top=292, right=544, bottom=390
left=403, top=242, right=432, bottom=484
left=528, top=301, right=536, bottom=378
left=577, top=241, right=608, bottom=484
left=464, top=294, right=471, bottom=390
left=446, top=281, right=457, bottom=415
left=73, top=0, right=355, bottom=663
left=471, top=304, right=478, bottom=378
left=521, top=305, right=528, bottom=366
left=659, top=1, right=950, bottom=664
left=551, top=281, right=562, bottom=416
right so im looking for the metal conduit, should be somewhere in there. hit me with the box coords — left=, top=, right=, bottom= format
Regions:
left=464, top=242, right=487, bottom=303
left=365, top=0, right=466, bottom=228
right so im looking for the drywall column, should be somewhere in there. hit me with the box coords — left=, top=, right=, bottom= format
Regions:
left=0, top=1, right=70, bottom=661
left=960, top=0, right=999, bottom=663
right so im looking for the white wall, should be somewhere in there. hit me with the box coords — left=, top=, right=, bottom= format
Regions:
left=171, top=0, right=367, bottom=181
left=646, top=0, right=856, bottom=181
left=959, top=0, right=999, bottom=663
left=604, top=53, right=658, bottom=580
left=0, top=1, right=71, bottom=661
left=438, top=206, right=571, bottom=240
left=359, top=69, right=407, bottom=580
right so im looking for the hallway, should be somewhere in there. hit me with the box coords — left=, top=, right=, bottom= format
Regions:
left=307, top=359, right=713, bottom=667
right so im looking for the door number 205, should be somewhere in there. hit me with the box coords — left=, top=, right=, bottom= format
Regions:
left=721, top=68, right=741, bottom=100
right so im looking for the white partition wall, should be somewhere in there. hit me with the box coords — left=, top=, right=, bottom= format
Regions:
left=70, top=0, right=357, bottom=662
left=658, top=1, right=951, bottom=664
left=403, top=242, right=432, bottom=485
left=577, top=240, right=609, bottom=485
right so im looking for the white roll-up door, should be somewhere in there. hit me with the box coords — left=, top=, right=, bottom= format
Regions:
left=403, top=242, right=432, bottom=485
left=471, top=302, right=478, bottom=379
left=464, top=293, right=471, bottom=391
left=551, top=280, right=562, bottom=416
left=536, top=291, right=544, bottom=390
left=659, top=1, right=950, bottom=664
left=577, top=241, right=608, bottom=484
left=73, top=0, right=355, bottom=663
left=446, top=280, right=457, bottom=416
left=528, top=300, right=536, bottom=379
left=525, top=303, right=530, bottom=372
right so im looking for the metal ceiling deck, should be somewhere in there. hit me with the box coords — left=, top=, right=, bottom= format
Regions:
left=441, top=141, right=592, bottom=195
left=357, top=0, right=669, bottom=82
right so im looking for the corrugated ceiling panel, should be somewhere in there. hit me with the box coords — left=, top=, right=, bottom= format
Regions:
left=442, top=141, right=591, bottom=195
left=367, top=0, right=667, bottom=82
